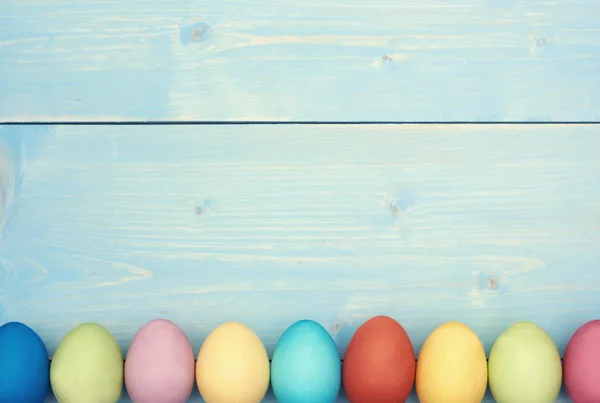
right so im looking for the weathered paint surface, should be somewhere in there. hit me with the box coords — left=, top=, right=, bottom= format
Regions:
left=1, top=0, right=599, bottom=122
left=2, top=2, right=598, bottom=401
left=1, top=124, right=597, bottom=401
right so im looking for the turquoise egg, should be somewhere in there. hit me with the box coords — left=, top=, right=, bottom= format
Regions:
left=271, top=320, right=341, bottom=403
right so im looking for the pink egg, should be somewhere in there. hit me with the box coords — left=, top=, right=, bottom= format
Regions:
left=125, top=319, right=195, bottom=403
left=564, top=320, right=600, bottom=403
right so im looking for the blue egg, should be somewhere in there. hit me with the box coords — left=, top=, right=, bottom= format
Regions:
left=0, top=322, right=50, bottom=403
left=271, top=319, right=341, bottom=403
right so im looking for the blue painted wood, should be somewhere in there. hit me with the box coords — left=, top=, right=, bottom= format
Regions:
left=0, top=124, right=597, bottom=402
left=1, top=0, right=599, bottom=122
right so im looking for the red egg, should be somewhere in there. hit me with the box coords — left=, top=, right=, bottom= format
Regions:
left=342, top=316, right=415, bottom=403
left=564, top=319, right=600, bottom=403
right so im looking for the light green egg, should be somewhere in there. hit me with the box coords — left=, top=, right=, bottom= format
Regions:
left=488, top=322, right=562, bottom=403
left=50, top=323, right=123, bottom=403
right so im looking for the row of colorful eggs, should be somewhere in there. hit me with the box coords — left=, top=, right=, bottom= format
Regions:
left=0, top=316, right=599, bottom=403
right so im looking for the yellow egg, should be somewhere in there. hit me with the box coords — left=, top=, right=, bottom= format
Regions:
left=196, top=322, right=270, bottom=403
left=416, top=321, right=487, bottom=403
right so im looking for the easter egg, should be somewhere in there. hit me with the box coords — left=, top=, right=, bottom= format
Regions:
left=271, top=319, right=341, bottom=403
left=50, top=323, right=123, bottom=403
left=488, top=322, right=562, bottom=403
left=125, top=319, right=195, bottom=403
left=343, top=316, right=415, bottom=403
left=416, top=321, right=487, bottom=403
left=195, top=322, right=269, bottom=403
left=0, top=322, right=50, bottom=403
left=562, top=320, right=600, bottom=403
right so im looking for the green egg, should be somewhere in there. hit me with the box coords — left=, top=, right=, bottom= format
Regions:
left=50, top=323, right=123, bottom=403
left=488, top=322, right=562, bottom=403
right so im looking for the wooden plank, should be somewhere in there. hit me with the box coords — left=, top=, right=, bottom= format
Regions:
left=2, top=123, right=599, bottom=350
left=1, top=123, right=597, bottom=403
left=1, top=0, right=599, bottom=123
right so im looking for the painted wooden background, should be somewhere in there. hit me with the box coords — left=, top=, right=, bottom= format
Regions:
left=2, top=0, right=600, bottom=402
left=1, top=124, right=599, bottom=402
left=1, top=0, right=600, bottom=122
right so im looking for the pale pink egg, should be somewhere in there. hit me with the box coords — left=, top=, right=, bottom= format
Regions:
left=564, top=320, right=600, bottom=403
left=125, top=319, right=195, bottom=403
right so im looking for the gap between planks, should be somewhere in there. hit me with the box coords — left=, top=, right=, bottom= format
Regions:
left=1, top=121, right=599, bottom=126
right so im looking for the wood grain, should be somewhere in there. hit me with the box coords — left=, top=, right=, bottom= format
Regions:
left=1, top=0, right=599, bottom=123
left=1, top=123, right=596, bottom=402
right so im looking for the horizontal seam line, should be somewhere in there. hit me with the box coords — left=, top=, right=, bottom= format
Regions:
left=1, top=121, right=599, bottom=126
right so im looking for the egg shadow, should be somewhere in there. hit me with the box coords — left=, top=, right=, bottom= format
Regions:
left=45, top=375, right=573, bottom=402
left=43, top=384, right=326, bottom=402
